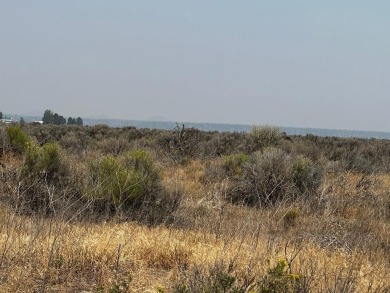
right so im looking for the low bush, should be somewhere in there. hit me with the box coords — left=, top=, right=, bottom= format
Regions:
left=223, top=153, right=249, bottom=177
left=292, top=156, right=323, bottom=194
left=4, top=126, right=180, bottom=222
left=226, top=148, right=322, bottom=207
left=15, top=142, right=70, bottom=214
left=98, top=137, right=131, bottom=155
left=258, top=260, right=306, bottom=293
left=200, top=132, right=246, bottom=157
left=172, top=262, right=247, bottom=293
left=245, top=125, right=283, bottom=152
left=3, top=125, right=77, bottom=215
left=172, top=260, right=308, bottom=293
left=87, top=149, right=179, bottom=223
left=6, top=125, right=31, bottom=153
left=59, top=131, right=85, bottom=154
left=0, top=125, right=8, bottom=156
left=21, top=141, right=67, bottom=183
left=156, top=124, right=202, bottom=164
left=227, top=148, right=294, bottom=206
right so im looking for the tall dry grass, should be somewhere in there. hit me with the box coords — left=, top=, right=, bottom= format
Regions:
left=0, top=199, right=389, bottom=292
left=1, top=125, right=390, bottom=292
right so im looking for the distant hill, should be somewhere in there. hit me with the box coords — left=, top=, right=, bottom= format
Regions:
left=147, top=116, right=171, bottom=122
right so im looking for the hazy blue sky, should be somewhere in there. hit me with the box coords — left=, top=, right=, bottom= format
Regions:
left=1, top=1, right=389, bottom=131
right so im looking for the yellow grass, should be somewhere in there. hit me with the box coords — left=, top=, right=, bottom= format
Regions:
left=1, top=158, right=390, bottom=291
left=0, top=202, right=389, bottom=292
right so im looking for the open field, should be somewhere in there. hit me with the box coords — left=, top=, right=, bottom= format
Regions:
left=1, top=124, right=390, bottom=292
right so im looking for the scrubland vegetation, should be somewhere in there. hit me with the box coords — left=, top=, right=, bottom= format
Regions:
left=1, top=123, right=390, bottom=292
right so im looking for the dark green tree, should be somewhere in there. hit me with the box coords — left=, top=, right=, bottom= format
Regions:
left=42, top=110, right=54, bottom=124
left=67, top=117, right=76, bottom=125
left=53, top=113, right=66, bottom=125
left=43, top=110, right=81, bottom=126
left=42, top=110, right=66, bottom=125
left=76, top=117, right=83, bottom=126
left=53, top=113, right=59, bottom=123
left=20, top=117, right=25, bottom=124
left=0, top=112, right=3, bottom=120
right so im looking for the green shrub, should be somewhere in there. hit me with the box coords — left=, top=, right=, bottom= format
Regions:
left=88, top=149, right=178, bottom=222
left=6, top=126, right=65, bottom=180
left=6, top=126, right=65, bottom=179
left=227, top=148, right=294, bottom=206
left=6, top=125, right=32, bottom=152
left=4, top=126, right=69, bottom=214
left=292, top=156, right=322, bottom=194
left=105, top=273, right=132, bottom=293
left=0, top=125, right=8, bottom=154
left=258, top=260, right=303, bottom=293
left=89, top=154, right=145, bottom=211
left=172, top=262, right=246, bottom=293
left=223, top=153, right=249, bottom=176
left=226, top=148, right=323, bottom=207
left=15, top=139, right=70, bottom=214
left=247, top=125, right=283, bottom=152
left=156, top=124, right=202, bottom=164
left=172, top=260, right=308, bottom=293
left=21, top=141, right=66, bottom=181
left=39, top=143, right=63, bottom=178
left=23, top=141, right=41, bottom=174
left=92, top=155, right=125, bottom=204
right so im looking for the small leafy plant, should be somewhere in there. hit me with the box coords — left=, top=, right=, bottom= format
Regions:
left=7, top=125, right=32, bottom=152
left=223, top=153, right=249, bottom=176
left=258, top=260, right=303, bottom=293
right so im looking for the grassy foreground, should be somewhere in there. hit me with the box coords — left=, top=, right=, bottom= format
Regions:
left=0, top=163, right=389, bottom=292
left=1, top=124, right=390, bottom=292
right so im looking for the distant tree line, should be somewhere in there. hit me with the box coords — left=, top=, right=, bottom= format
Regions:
left=67, top=117, right=83, bottom=125
left=42, top=110, right=83, bottom=126
left=0, top=112, right=2, bottom=120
